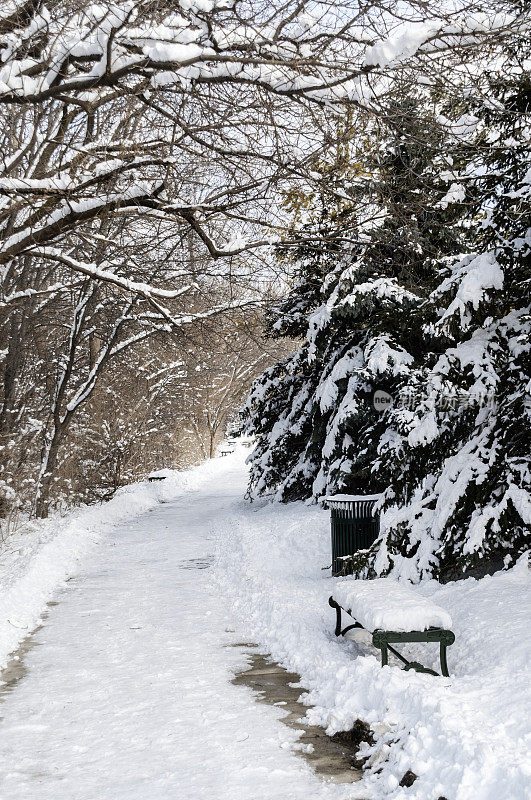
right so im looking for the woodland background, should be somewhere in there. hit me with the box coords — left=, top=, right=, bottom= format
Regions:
left=0, top=0, right=529, bottom=579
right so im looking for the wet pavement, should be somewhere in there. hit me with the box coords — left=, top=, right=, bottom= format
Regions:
left=233, top=649, right=362, bottom=784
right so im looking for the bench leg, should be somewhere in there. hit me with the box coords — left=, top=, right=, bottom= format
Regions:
left=373, top=632, right=440, bottom=675
left=440, top=642, right=449, bottom=677
left=329, top=597, right=342, bottom=637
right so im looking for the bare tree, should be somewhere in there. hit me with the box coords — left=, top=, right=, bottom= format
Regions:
left=0, top=0, right=527, bottom=519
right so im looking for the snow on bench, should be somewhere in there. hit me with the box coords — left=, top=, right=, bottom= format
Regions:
left=148, top=469, right=171, bottom=482
left=329, top=578, right=455, bottom=676
left=332, top=578, right=452, bottom=633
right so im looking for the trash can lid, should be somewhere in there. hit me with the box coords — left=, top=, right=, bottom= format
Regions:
left=323, top=493, right=382, bottom=502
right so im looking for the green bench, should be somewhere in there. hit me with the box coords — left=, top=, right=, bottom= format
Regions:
left=329, top=581, right=455, bottom=677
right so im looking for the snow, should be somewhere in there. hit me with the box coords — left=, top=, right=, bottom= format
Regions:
left=317, top=349, right=364, bottom=413
left=437, top=251, right=505, bottom=328
left=438, top=182, right=467, bottom=208
left=363, top=14, right=527, bottom=70
left=364, top=337, right=414, bottom=376
left=338, top=278, right=419, bottom=309
left=0, top=461, right=222, bottom=673
left=147, top=468, right=172, bottom=478
left=331, top=578, right=453, bottom=632
left=0, top=453, right=351, bottom=800
left=364, top=22, right=440, bottom=68
left=141, top=42, right=212, bottom=63
left=406, top=409, right=439, bottom=447
left=213, top=452, right=531, bottom=800
left=325, top=494, right=382, bottom=503
left=1, top=449, right=529, bottom=800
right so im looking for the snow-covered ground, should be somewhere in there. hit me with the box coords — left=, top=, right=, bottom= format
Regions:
left=0, top=453, right=353, bottom=800
left=0, top=459, right=224, bottom=674
left=213, top=453, right=530, bottom=800
left=0, top=447, right=529, bottom=799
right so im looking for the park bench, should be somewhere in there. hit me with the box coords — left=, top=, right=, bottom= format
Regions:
left=329, top=578, right=455, bottom=677
left=219, top=448, right=234, bottom=457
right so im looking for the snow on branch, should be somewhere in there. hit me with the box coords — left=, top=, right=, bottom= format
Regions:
left=3, top=1, right=519, bottom=107
left=30, top=248, right=197, bottom=301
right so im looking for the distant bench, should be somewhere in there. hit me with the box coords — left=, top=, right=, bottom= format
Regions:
left=329, top=579, right=455, bottom=677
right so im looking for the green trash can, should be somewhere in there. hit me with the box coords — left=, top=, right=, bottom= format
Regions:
left=325, top=494, right=382, bottom=576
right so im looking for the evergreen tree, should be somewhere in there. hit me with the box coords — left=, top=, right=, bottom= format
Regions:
left=245, top=95, right=465, bottom=502
left=246, top=57, right=530, bottom=579
left=362, top=44, right=531, bottom=580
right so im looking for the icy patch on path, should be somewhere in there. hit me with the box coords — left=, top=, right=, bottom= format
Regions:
left=0, top=454, right=353, bottom=800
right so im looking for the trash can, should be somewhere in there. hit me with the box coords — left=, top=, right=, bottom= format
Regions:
left=324, top=494, right=382, bottom=576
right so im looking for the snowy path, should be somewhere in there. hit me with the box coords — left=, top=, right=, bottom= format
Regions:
left=0, top=460, right=350, bottom=800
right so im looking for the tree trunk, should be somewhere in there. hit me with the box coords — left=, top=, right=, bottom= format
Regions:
left=34, top=427, right=63, bottom=518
